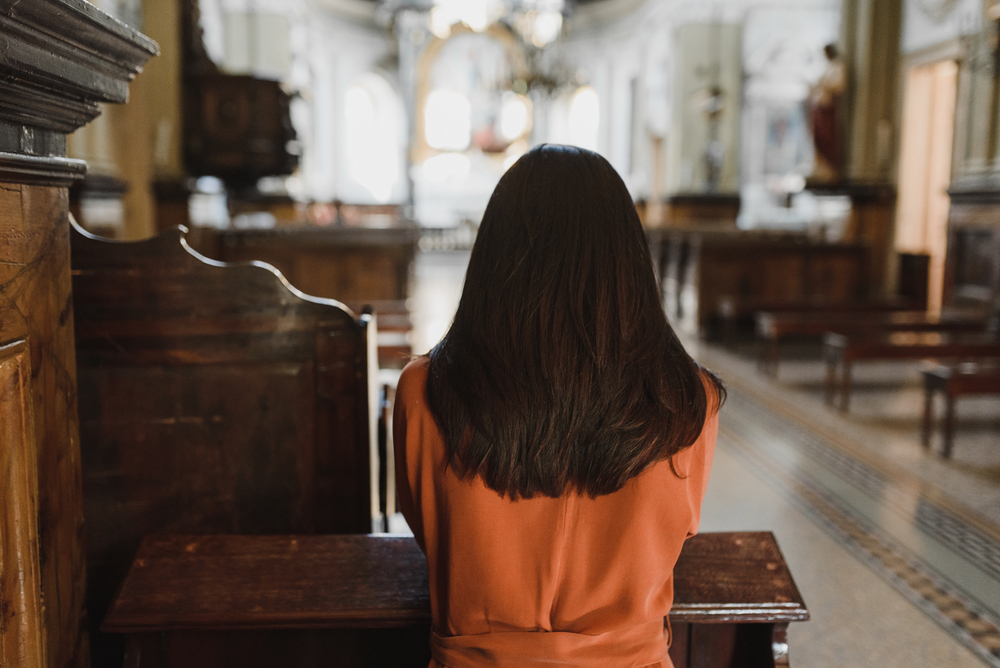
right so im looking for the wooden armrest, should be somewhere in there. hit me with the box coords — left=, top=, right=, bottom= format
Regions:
left=103, top=532, right=808, bottom=634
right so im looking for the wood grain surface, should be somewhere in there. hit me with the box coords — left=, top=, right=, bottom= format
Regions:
left=0, top=183, right=89, bottom=668
left=72, top=222, right=379, bottom=663
left=104, top=532, right=808, bottom=633
left=0, top=340, right=45, bottom=668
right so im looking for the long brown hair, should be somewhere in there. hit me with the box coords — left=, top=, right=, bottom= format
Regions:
left=427, top=144, right=723, bottom=499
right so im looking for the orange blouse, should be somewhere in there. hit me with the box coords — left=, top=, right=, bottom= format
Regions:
left=393, top=357, right=718, bottom=668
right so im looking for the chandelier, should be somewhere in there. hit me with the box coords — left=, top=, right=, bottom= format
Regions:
left=420, top=0, right=567, bottom=48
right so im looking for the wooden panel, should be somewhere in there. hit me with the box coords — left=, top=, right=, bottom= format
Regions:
left=664, top=193, right=741, bottom=226
left=845, top=196, right=896, bottom=292
left=207, top=226, right=420, bottom=305
left=0, top=182, right=89, bottom=668
left=104, top=532, right=808, bottom=632
left=942, top=190, right=1000, bottom=312
left=78, top=362, right=321, bottom=634
left=803, top=251, right=865, bottom=302
left=683, top=231, right=868, bottom=334
left=948, top=226, right=998, bottom=304
left=103, top=533, right=808, bottom=668
left=0, top=340, right=45, bottom=668
left=71, top=222, right=377, bottom=663
left=0, top=4, right=157, bottom=666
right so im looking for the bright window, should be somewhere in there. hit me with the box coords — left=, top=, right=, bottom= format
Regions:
left=568, top=85, right=600, bottom=152
left=346, top=73, right=402, bottom=203
left=425, top=89, right=472, bottom=151
left=500, top=93, right=532, bottom=142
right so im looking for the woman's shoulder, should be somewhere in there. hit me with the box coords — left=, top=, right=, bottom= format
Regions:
left=400, top=355, right=430, bottom=384
left=397, top=356, right=431, bottom=404
left=697, top=366, right=724, bottom=416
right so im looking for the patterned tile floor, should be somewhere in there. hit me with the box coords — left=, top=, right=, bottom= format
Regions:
left=696, top=340, right=1000, bottom=667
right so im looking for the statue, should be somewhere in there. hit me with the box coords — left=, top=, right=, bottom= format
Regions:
left=808, top=44, right=846, bottom=183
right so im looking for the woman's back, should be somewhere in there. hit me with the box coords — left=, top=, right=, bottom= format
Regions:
left=395, top=358, right=719, bottom=668
left=397, top=145, right=723, bottom=667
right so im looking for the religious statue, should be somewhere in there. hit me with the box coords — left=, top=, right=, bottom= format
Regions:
left=695, top=85, right=725, bottom=192
left=808, top=44, right=846, bottom=183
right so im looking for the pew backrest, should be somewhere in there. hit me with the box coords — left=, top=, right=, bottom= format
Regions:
left=71, top=221, right=378, bottom=629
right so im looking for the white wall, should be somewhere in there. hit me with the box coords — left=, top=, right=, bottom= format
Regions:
left=901, top=0, right=981, bottom=54
left=560, top=7, right=650, bottom=196
left=308, top=14, right=407, bottom=204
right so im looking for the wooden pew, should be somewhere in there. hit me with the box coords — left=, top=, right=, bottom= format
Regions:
left=717, top=250, right=930, bottom=347
left=822, top=332, right=1000, bottom=412
left=719, top=298, right=911, bottom=349
left=922, top=362, right=1000, bottom=457
left=667, top=231, right=870, bottom=339
left=756, top=310, right=986, bottom=377
left=195, top=225, right=420, bottom=369
left=344, top=299, right=413, bottom=369
left=71, top=222, right=379, bottom=663
left=103, top=532, right=809, bottom=668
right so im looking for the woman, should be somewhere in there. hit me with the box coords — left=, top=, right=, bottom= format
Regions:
left=394, top=144, right=723, bottom=668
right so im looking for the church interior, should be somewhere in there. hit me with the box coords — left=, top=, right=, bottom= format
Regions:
left=4, top=0, right=1000, bottom=666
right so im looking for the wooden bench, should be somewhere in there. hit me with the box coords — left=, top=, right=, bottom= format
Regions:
left=659, top=230, right=871, bottom=339
left=719, top=298, right=910, bottom=348
left=198, top=225, right=420, bottom=369
left=71, top=222, right=380, bottom=664
left=756, top=310, right=985, bottom=377
left=103, top=532, right=809, bottom=668
left=345, top=299, right=413, bottom=368
left=922, top=362, right=1000, bottom=457
left=822, top=332, right=1000, bottom=413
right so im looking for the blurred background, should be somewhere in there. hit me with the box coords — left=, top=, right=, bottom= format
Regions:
left=71, top=0, right=999, bottom=353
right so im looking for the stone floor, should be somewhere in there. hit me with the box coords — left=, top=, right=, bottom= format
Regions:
left=696, top=340, right=1000, bottom=667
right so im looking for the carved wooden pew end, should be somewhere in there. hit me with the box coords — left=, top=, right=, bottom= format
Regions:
left=71, top=221, right=380, bottom=664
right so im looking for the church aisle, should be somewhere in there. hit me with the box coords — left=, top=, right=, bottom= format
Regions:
left=698, top=342, right=1000, bottom=666
left=701, top=438, right=986, bottom=667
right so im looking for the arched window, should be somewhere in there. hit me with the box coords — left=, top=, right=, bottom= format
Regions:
left=568, top=85, right=600, bottom=152
left=424, top=90, right=472, bottom=151
left=345, top=73, right=404, bottom=203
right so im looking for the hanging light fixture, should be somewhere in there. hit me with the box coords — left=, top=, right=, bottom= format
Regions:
left=512, top=0, right=565, bottom=48
left=429, top=0, right=506, bottom=37
left=423, top=0, right=566, bottom=47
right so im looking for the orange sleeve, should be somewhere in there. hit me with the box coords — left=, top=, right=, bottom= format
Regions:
left=683, top=373, right=721, bottom=537
left=393, top=360, right=426, bottom=551
left=685, top=408, right=718, bottom=537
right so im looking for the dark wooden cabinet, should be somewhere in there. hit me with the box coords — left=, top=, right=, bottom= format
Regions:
left=184, top=74, right=298, bottom=184
left=943, top=187, right=1000, bottom=311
